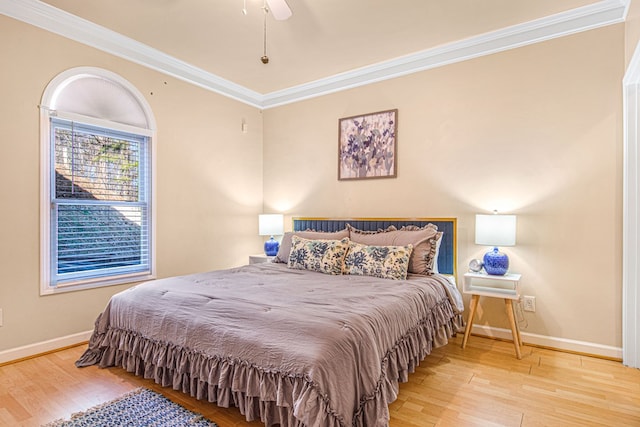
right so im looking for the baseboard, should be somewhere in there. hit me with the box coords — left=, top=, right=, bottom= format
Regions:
left=471, top=325, right=623, bottom=360
left=0, top=330, right=93, bottom=365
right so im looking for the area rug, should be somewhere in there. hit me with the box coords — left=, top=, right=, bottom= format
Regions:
left=43, top=387, right=218, bottom=427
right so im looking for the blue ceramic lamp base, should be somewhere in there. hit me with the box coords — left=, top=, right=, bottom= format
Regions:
left=483, top=246, right=509, bottom=275
left=264, top=236, right=279, bottom=256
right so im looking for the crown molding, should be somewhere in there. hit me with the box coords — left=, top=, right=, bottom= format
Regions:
left=0, top=0, right=265, bottom=108
left=262, top=0, right=629, bottom=108
left=1, top=0, right=629, bottom=109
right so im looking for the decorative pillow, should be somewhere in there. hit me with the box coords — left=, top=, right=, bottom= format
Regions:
left=274, top=229, right=349, bottom=263
left=348, top=223, right=439, bottom=275
left=344, top=241, right=413, bottom=281
left=287, top=236, right=350, bottom=275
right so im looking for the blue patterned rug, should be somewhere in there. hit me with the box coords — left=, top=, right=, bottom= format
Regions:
left=43, top=388, right=218, bottom=426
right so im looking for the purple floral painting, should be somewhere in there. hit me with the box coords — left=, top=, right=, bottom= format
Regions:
left=338, top=109, right=397, bottom=180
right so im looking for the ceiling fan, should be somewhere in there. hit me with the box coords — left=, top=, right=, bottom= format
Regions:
left=242, top=0, right=292, bottom=20
left=242, top=0, right=292, bottom=63
left=265, top=0, right=292, bottom=20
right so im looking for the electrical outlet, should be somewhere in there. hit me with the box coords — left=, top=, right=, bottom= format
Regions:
left=0, top=308, right=3, bottom=327
left=523, top=296, right=536, bottom=312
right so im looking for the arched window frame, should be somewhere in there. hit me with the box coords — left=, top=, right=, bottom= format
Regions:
left=40, top=67, right=156, bottom=295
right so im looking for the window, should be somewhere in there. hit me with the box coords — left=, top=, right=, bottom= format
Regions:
left=51, top=119, right=150, bottom=284
left=40, top=68, right=155, bottom=294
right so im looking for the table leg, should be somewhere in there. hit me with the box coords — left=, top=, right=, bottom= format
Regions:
left=505, top=299, right=522, bottom=359
left=462, top=294, right=480, bottom=349
left=510, top=300, right=523, bottom=347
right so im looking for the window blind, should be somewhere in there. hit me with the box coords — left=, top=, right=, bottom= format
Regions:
left=51, top=118, right=151, bottom=285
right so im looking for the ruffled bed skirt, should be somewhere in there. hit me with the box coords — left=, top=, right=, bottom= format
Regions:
left=77, top=300, right=464, bottom=427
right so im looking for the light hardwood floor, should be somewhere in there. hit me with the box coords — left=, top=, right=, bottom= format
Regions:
left=1, top=335, right=639, bottom=426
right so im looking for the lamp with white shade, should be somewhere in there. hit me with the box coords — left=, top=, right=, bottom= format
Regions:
left=475, top=212, right=517, bottom=275
left=259, top=214, right=284, bottom=256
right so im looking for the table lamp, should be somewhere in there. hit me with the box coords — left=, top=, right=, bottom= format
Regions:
left=475, top=212, right=516, bottom=275
left=259, top=214, right=284, bottom=256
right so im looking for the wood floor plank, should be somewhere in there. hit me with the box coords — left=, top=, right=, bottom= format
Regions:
left=1, top=335, right=639, bottom=426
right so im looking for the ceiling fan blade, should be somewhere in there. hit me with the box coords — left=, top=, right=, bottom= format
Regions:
left=265, top=0, right=292, bottom=20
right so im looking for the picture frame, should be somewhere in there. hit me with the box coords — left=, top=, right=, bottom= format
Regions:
left=338, top=109, right=398, bottom=180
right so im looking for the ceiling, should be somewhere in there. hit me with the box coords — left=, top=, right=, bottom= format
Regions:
left=2, top=0, right=628, bottom=107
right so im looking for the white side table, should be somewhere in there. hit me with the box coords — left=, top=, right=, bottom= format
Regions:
left=249, top=254, right=275, bottom=264
left=461, top=272, right=523, bottom=359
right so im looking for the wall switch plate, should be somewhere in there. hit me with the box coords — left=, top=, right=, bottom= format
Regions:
left=0, top=308, right=3, bottom=327
left=523, top=296, right=536, bottom=312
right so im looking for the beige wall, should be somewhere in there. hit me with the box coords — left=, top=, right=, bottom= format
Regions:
left=0, top=16, right=264, bottom=351
left=0, top=14, right=627, bottom=354
left=263, top=25, right=624, bottom=347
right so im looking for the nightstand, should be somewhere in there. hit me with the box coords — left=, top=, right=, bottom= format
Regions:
left=461, top=272, right=523, bottom=359
left=249, top=254, right=275, bottom=264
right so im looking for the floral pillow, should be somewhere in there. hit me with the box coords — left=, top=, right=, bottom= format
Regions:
left=274, top=229, right=349, bottom=263
left=287, top=236, right=350, bottom=275
left=344, top=242, right=413, bottom=281
left=348, top=224, right=439, bottom=275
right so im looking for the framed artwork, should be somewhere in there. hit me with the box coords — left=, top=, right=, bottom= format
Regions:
left=338, top=109, right=398, bottom=180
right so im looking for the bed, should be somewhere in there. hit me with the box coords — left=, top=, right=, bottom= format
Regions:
left=76, top=218, right=464, bottom=427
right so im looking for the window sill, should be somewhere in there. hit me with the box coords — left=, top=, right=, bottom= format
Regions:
left=40, top=273, right=155, bottom=296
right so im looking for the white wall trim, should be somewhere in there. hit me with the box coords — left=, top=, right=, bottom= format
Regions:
left=470, top=325, right=623, bottom=360
left=0, top=0, right=629, bottom=109
left=0, top=330, right=92, bottom=365
left=622, top=41, right=640, bottom=369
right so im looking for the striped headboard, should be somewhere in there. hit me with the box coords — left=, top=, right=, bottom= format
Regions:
left=293, top=217, right=457, bottom=276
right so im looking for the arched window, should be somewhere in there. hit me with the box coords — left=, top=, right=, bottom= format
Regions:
left=40, top=67, right=156, bottom=294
